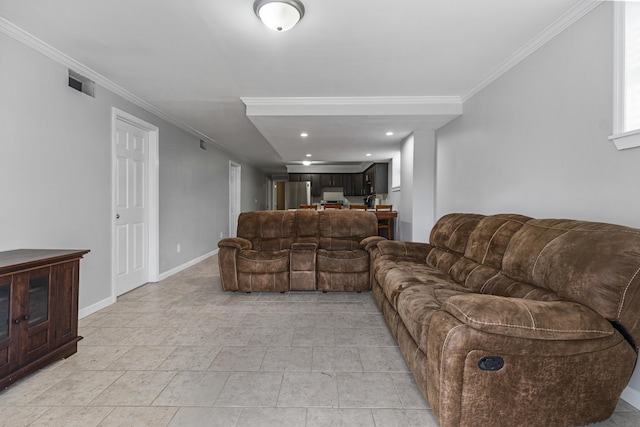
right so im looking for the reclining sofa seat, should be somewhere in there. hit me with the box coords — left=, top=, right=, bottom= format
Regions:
left=218, top=209, right=381, bottom=292
left=371, top=213, right=640, bottom=427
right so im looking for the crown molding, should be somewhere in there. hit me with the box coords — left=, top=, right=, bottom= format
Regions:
left=0, top=16, right=227, bottom=151
left=242, top=96, right=462, bottom=106
left=242, top=96, right=463, bottom=117
left=461, top=0, right=604, bottom=102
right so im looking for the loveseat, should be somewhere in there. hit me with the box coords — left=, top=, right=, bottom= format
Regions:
left=370, top=213, right=640, bottom=427
left=217, top=209, right=383, bottom=292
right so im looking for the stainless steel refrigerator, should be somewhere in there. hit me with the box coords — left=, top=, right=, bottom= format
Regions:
left=284, top=181, right=311, bottom=209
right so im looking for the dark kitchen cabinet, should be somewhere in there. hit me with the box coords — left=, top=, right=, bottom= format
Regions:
left=290, top=167, right=387, bottom=197
left=0, top=249, right=89, bottom=389
left=350, top=173, right=365, bottom=196
left=319, top=174, right=345, bottom=188
left=364, top=163, right=389, bottom=194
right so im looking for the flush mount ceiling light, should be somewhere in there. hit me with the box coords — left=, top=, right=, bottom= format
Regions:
left=302, top=160, right=312, bottom=166
left=253, top=0, right=305, bottom=32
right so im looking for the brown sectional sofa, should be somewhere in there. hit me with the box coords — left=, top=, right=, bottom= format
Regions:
left=371, top=213, right=640, bottom=427
left=217, top=209, right=383, bottom=292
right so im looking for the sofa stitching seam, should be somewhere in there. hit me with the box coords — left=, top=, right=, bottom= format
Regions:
left=446, top=219, right=475, bottom=251
left=617, top=263, right=640, bottom=319
left=479, top=271, right=501, bottom=294
left=446, top=301, right=612, bottom=334
left=527, top=223, right=640, bottom=235
left=531, top=231, right=569, bottom=279
left=516, top=299, right=536, bottom=328
left=440, top=323, right=464, bottom=412
left=464, top=264, right=483, bottom=287
left=481, top=221, right=510, bottom=264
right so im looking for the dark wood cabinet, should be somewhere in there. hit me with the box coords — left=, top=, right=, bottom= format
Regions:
left=350, top=173, right=365, bottom=196
left=0, top=249, right=89, bottom=389
left=318, top=174, right=346, bottom=188
left=289, top=173, right=310, bottom=182
left=289, top=167, right=387, bottom=197
left=318, top=174, right=332, bottom=187
left=364, top=163, right=389, bottom=194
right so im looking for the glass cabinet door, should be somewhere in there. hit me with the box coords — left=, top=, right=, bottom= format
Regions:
left=27, top=272, right=49, bottom=327
left=0, top=279, right=9, bottom=340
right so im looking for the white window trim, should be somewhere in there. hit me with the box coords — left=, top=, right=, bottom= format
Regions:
left=609, top=1, right=640, bottom=150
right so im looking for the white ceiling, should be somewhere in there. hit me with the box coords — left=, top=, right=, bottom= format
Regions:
left=0, top=0, right=588, bottom=174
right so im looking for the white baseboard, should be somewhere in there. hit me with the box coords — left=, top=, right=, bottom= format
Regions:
left=78, top=250, right=217, bottom=318
left=622, top=385, right=640, bottom=410
left=158, top=249, right=218, bottom=281
left=79, top=295, right=116, bottom=319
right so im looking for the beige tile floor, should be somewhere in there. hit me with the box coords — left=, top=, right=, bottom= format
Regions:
left=0, top=255, right=638, bottom=426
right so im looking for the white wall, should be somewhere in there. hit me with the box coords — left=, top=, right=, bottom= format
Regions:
left=395, top=132, right=437, bottom=242
left=0, top=31, right=266, bottom=313
left=437, top=4, right=640, bottom=227
left=398, top=134, right=415, bottom=240
left=435, top=2, right=640, bottom=408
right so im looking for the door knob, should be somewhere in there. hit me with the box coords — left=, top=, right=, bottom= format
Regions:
left=116, top=214, right=120, bottom=219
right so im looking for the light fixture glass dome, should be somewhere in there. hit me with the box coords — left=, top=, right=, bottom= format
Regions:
left=254, top=0, right=305, bottom=32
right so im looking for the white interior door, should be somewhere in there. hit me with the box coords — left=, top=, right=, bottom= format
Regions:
left=115, top=118, right=149, bottom=295
left=229, top=162, right=241, bottom=237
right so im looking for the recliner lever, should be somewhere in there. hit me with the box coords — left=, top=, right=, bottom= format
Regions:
left=478, top=356, right=504, bottom=371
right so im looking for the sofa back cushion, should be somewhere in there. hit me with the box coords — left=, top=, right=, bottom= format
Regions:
left=463, top=214, right=531, bottom=269
left=429, top=214, right=561, bottom=301
left=503, top=219, right=640, bottom=346
left=318, top=210, right=377, bottom=250
left=294, top=209, right=320, bottom=245
left=426, top=213, right=484, bottom=273
left=237, top=211, right=296, bottom=250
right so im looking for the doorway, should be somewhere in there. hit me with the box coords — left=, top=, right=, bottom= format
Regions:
left=111, top=108, right=159, bottom=297
left=229, top=161, right=241, bottom=237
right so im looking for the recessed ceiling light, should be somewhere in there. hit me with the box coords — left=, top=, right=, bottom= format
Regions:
left=366, top=153, right=372, bottom=157
left=386, top=131, right=394, bottom=136
left=302, top=160, right=312, bottom=166
left=300, top=132, right=308, bottom=137
left=306, top=153, right=312, bottom=157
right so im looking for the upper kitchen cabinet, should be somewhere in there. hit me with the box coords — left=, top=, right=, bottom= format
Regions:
left=289, top=174, right=310, bottom=182
left=319, top=174, right=344, bottom=188
left=344, top=173, right=366, bottom=197
left=364, top=163, right=388, bottom=195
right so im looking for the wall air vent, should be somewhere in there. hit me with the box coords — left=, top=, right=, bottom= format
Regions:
left=68, top=70, right=95, bottom=97
left=200, top=140, right=207, bottom=150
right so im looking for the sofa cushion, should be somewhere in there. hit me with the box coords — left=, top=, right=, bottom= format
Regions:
left=503, top=219, right=640, bottom=345
left=396, top=283, right=469, bottom=353
left=318, top=210, right=378, bottom=250
left=442, top=294, right=615, bottom=340
left=375, top=259, right=453, bottom=310
left=317, top=249, right=369, bottom=272
left=429, top=213, right=484, bottom=255
left=237, top=211, right=296, bottom=250
left=237, top=249, right=290, bottom=273
left=463, top=214, right=530, bottom=269
left=479, top=272, right=560, bottom=300
left=294, top=209, right=320, bottom=245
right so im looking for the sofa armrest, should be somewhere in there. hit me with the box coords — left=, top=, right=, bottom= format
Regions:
left=442, top=294, right=614, bottom=340
left=361, top=236, right=386, bottom=251
left=218, top=237, right=252, bottom=250
left=292, top=242, right=318, bottom=251
left=377, top=240, right=432, bottom=261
